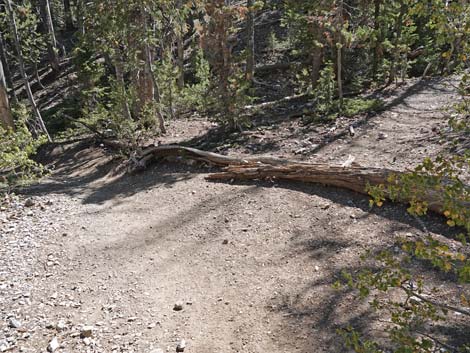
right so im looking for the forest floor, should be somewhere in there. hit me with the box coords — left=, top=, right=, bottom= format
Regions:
left=1, top=76, right=470, bottom=353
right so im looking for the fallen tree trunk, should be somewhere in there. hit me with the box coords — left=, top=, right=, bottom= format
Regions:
left=132, top=145, right=464, bottom=215
left=207, top=163, right=457, bottom=214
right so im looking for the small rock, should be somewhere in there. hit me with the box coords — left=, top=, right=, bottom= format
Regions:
left=222, top=239, right=229, bottom=245
left=176, top=339, right=186, bottom=352
left=314, top=265, right=320, bottom=272
left=8, top=318, right=22, bottom=329
left=83, top=337, right=92, bottom=346
left=378, top=132, right=388, bottom=140
left=24, top=198, right=35, bottom=207
left=349, top=125, right=355, bottom=136
left=56, top=321, right=67, bottom=331
left=47, top=337, right=59, bottom=352
left=173, top=302, right=183, bottom=311
left=80, top=326, right=94, bottom=338
left=0, top=340, right=8, bottom=353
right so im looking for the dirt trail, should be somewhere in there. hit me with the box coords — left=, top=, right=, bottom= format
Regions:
left=1, top=77, right=467, bottom=353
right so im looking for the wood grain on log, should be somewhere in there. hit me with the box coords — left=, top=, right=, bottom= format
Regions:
left=129, top=144, right=461, bottom=215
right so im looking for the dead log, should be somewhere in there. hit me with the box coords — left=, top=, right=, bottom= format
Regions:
left=207, top=163, right=454, bottom=214
left=133, top=145, right=464, bottom=215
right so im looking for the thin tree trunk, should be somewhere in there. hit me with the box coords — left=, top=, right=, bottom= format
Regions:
left=139, top=4, right=166, bottom=133
left=0, top=32, right=17, bottom=104
left=336, top=0, right=344, bottom=107
left=6, top=0, right=51, bottom=141
left=311, top=46, right=323, bottom=89
left=114, top=59, right=133, bottom=122
left=38, top=0, right=60, bottom=73
left=372, top=0, right=381, bottom=80
left=76, top=0, right=85, bottom=35
left=388, top=0, right=405, bottom=85
left=245, top=0, right=255, bottom=82
left=145, top=45, right=166, bottom=133
left=34, top=62, right=45, bottom=89
left=176, top=0, right=185, bottom=89
left=63, top=0, right=74, bottom=31
left=0, top=56, right=14, bottom=130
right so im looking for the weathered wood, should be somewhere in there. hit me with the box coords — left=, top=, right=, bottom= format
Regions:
left=207, top=163, right=452, bottom=214
left=132, top=144, right=461, bottom=215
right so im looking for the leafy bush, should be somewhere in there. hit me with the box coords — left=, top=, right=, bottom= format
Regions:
left=0, top=105, right=47, bottom=189
left=337, top=75, right=470, bottom=353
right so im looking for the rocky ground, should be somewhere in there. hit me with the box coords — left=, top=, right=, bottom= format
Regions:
left=1, top=76, right=469, bottom=353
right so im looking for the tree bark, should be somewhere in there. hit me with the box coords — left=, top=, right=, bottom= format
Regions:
left=63, top=0, right=74, bottom=31
left=138, top=4, right=166, bottom=133
left=6, top=0, right=51, bottom=141
left=245, top=0, right=255, bottom=82
left=336, top=0, right=344, bottom=107
left=113, top=59, right=133, bottom=122
left=38, top=0, right=60, bottom=73
left=0, top=32, right=17, bottom=104
left=372, top=0, right=382, bottom=81
left=388, top=0, right=406, bottom=85
left=176, top=0, right=185, bottom=89
left=0, top=56, right=14, bottom=130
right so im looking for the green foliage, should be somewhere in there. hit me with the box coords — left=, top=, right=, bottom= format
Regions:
left=0, top=2, right=46, bottom=68
left=179, top=48, right=212, bottom=112
left=0, top=104, right=46, bottom=189
left=338, top=74, right=470, bottom=352
left=342, top=98, right=383, bottom=117
left=303, top=62, right=383, bottom=123
left=309, top=61, right=337, bottom=119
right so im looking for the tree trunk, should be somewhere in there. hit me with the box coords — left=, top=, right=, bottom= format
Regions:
left=63, top=0, right=74, bottom=31
left=336, top=0, right=344, bottom=107
left=0, top=32, right=17, bottom=104
left=372, top=0, right=381, bottom=80
left=76, top=0, right=85, bottom=35
left=0, top=57, right=14, bottom=130
left=245, top=0, right=255, bottom=82
left=38, top=0, right=60, bottom=73
left=138, top=4, right=166, bottom=133
left=388, top=0, right=405, bottom=85
left=6, top=0, right=51, bottom=141
left=176, top=0, right=185, bottom=89
left=114, top=59, right=133, bottom=122
left=311, top=46, right=323, bottom=89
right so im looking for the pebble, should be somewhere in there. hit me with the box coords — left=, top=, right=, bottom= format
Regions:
left=56, top=321, right=67, bottom=331
left=80, top=326, right=94, bottom=338
left=378, top=132, right=388, bottom=140
left=8, top=317, right=22, bottom=329
left=24, top=198, right=35, bottom=207
left=83, top=337, right=92, bottom=346
left=173, top=302, right=184, bottom=311
left=47, top=337, right=59, bottom=352
left=176, top=339, right=186, bottom=352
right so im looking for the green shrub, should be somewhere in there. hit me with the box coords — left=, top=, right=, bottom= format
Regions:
left=0, top=104, right=47, bottom=189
